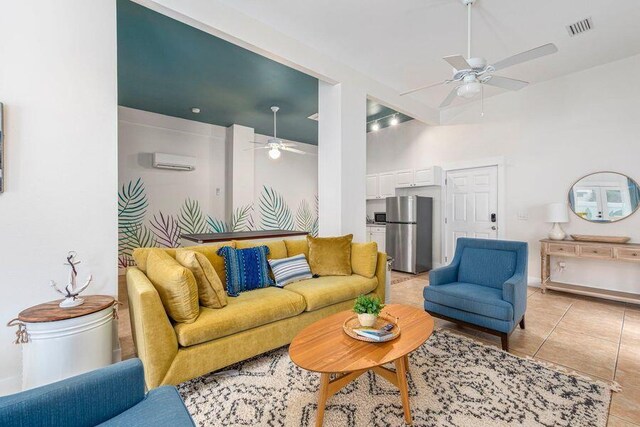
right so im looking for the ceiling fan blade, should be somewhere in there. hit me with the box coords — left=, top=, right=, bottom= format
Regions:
left=439, top=87, right=459, bottom=108
left=281, top=142, right=298, bottom=147
left=484, top=75, right=529, bottom=91
left=243, top=146, right=269, bottom=151
left=443, top=55, right=472, bottom=71
left=248, top=140, right=264, bottom=144
left=400, top=80, right=447, bottom=96
left=491, top=43, right=558, bottom=72
left=281, top=147, right=306, bottom=154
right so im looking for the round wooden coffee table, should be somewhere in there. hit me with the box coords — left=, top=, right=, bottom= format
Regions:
left=289, top=304, right=434, bottom=426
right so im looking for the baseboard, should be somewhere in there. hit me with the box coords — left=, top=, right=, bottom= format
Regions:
left=528, top=276, right=542, bottom=288
left=0, top=374, right=21, bottom=396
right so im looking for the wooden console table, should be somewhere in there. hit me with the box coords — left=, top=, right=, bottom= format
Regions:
left=540, top=239, right=640, bottom=305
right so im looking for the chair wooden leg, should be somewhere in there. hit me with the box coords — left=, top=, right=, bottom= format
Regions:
left=519, top=316, right=525, bottom=330
left=500, top=333, right=509, bottom=352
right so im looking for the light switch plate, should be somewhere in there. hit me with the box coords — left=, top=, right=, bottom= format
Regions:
left=517, top=211, right=528, bottom=221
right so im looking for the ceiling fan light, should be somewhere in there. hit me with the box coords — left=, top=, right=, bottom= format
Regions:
left=268, top=148, right=281, bottom=160
left=371, top=121, right=380, bottom=132
left=390, top=115, right=399, bottom=126
left=457, top=81, right=482, bottom=99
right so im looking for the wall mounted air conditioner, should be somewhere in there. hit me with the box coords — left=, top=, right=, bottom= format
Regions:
left=152, top=153, right=196, bottom=171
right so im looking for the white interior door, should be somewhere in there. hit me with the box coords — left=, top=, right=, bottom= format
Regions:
left=444, top=166, right=498, bottom=263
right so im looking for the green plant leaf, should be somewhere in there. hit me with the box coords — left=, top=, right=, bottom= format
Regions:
left=231, top=204, right=254, bottom=232
left=178, top=198, right=207, bottom=235
left=118, top=178, right=148, bottom=256
left=259, top=186, right=294, bottom=230
left=353, top=294, right=384, bottom=315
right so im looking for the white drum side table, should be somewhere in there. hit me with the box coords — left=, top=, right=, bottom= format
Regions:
left=11, top=295, right=117, bottom=390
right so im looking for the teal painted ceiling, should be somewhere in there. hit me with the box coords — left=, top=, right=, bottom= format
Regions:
left=366, top=100, right=413, bottom=133
left=117, top=0, right=319, bottom=144
left=117, top=1, right=414, bottom=144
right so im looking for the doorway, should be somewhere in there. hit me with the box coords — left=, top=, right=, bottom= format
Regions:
left=444, top=165, right=499, bottom=263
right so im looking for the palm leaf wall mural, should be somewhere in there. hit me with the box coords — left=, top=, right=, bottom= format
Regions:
left=206, top=215, right=228, bottom=233
left=295, top=200, right=313, bottom=234
left=178, top=198, right=208, bottom=235
left=150, top=211, right=181, bottom=248
left=259, top=186, right=294, bottom=231
left=231, top=204, right=255, bottom=232
left=312, top=194, right=319, bottom=237
left=118, top=178, right=148, bottom=257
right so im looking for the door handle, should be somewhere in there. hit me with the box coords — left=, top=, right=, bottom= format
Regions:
left=490, top=213, right=497, bottom=223
left=491, top=226, right=497, bottom=230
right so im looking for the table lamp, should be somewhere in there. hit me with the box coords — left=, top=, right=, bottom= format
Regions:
left=546, top=202, right=569, bottom=240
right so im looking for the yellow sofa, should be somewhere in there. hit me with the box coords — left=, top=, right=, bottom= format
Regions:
left=126, top=239, right=386, bottom=389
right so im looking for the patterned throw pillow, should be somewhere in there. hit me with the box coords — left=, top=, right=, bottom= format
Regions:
left=268, top=254, right=313, bottom=287
left=217, top=246, right=274, bottom=296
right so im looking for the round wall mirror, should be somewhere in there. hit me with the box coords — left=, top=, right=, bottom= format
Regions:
left=569, top=172, right=640, bottom=223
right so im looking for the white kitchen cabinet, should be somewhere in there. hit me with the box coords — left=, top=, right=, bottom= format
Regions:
left=366, top=174, right=379, bottom=200
left=395, top=169, right=414, bottom=188
left=378, top=173, right=396, bottom=198
left=366, top=225, right=386, bottom=253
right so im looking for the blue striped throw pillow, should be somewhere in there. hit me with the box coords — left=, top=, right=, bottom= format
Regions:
left=217, top=246, right=274, bottom=297
left=268, top=254, right=313, bottom=287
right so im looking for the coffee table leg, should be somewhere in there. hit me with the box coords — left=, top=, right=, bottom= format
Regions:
left=316, top=373, right=330, bottom=427
left=394, top=356, right=412, bottom=425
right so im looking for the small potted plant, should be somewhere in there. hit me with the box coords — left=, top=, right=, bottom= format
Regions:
left=353, top=295, right=384, bottom=327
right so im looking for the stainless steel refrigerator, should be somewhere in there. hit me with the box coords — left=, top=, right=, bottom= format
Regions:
left=385, top=196, right=433, bottom=274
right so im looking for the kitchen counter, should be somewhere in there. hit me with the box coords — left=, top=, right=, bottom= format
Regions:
left=366, top=223, right=386, bottom=227
left=181, top=230, right=308, bottom=244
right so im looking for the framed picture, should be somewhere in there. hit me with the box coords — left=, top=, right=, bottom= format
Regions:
left=0, top=102, right=3, bottom=193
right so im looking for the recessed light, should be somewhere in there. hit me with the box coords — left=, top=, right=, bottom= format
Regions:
left=371, top=121, right=380, bottom=132
left=191, top=107, right=201, bottom=114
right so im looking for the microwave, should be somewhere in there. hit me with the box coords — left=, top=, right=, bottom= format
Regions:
left=373, top=212, right=386, bottom=223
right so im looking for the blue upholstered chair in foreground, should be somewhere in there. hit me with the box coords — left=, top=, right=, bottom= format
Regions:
left=0, top=358, right=194, bottom=427
left=424, top=238, right=528, bottom=351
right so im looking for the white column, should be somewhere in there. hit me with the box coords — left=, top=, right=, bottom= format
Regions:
left=225, top=124, right=255, bottom=220
left=318, top=81, right=367, bottom=242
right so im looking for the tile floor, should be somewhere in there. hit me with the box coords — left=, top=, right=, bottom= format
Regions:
left=118, top=272, right=640, bottom=425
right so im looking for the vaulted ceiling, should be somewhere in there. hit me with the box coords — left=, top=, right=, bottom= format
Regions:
left=217, top=0, right=640, bottom=110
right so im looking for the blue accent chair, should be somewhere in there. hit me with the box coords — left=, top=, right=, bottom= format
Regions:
left=0, top=358, right=194, bottom=427
left=424, top=238, right=528, bottom=351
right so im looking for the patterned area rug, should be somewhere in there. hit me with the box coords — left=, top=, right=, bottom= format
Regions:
left=178, top=330, right=612, bottom=427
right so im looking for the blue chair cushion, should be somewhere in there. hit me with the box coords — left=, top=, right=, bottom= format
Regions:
left=423, top=282, right=514, bottom=321
left=99, top=386, right=194, bottom=427
left=458, top=247, right=517, bottom=289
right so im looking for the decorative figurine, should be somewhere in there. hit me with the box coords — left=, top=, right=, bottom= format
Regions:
left=50, top=251, right=92, bottom=308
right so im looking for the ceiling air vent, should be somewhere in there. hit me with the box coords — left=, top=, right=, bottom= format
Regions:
left=566, top=17, right=593, bottom=37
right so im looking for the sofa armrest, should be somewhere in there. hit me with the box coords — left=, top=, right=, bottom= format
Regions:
left=502, top=274, right=527, bottom=321
left=0, top=359, right=145, bottom=427
left=373, top=252, right=387, bottom=302
left=127, top=267, right=179, bottom=389
left=428, top=264, right=458, bottom=286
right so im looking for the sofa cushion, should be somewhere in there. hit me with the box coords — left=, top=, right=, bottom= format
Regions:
left=236, top=239, right=287, bottom=259
left=175, top=250, right=227, bottom=309
left=132, top=241, right=234, bottom=284
left=217, top=246, right=274, bottom=297
left=307, top=234, right=353, bottom=276
left=351, top=242, right=378, bottom=279
left=458, top=247, right=517, bottom=289
left=99, top=386, right=194, bottom=427
left=423, top=282, right=514, bottom=321
left=284, top=275, right=377, bottom=312
left=174, top=287, right=306, bottom=347
left=268, top=254, right=312, bottom=287
left=284, top=239, right=309, bottom=259
left=146, top=250, right=199, bottom=324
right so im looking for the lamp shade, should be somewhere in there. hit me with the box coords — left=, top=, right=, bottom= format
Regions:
left=546, top=203, right=569, bottom=223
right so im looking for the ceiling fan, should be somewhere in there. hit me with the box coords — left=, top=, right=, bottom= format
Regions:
left=247, top=106, right=311, bottom=159
left=401, top=0, right=558, bottom=109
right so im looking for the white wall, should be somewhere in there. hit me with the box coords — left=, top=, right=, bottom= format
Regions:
left=0, top=1, right=117, bottom=394
left=367, top=53, right=640, bottom=293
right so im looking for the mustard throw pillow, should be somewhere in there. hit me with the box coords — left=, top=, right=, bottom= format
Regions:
left=351, top=242, right=378, bottom=278
left=175, top=249, right=227, bottom=309
left=307, top=234, right=353, bottom=276
left=146, top=250, right=199, bottom=323
left=284, top=239, right=309, bottom=260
